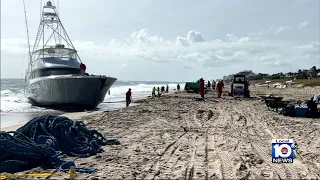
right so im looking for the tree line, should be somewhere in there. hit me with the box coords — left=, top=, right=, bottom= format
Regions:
left=247, top=66, right=319, bottom=80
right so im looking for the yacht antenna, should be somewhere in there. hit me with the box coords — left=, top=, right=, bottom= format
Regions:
left=40, top=0, right=42, bottom=18
left=57, top=0, right=61, bottom=44
left=57, top=0, right=60, bottom=14
left=22, top=0, right=32, bottom=82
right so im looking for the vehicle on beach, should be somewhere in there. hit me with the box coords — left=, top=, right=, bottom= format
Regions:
left=24, top=1, right=117, bottom=110
left=185, top=79, right=201, bottom=93
left=229, top=74, right=250, bottom=97
left=184, top=79, right=209, bottom=93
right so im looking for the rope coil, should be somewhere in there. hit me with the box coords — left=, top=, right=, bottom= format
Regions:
left=0, top=115, right=120, bottom=174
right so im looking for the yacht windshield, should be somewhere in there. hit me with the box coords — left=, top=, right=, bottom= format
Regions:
left=33, top=48, right=79, bottom=61
left=28, top=67, right=82, bottom=79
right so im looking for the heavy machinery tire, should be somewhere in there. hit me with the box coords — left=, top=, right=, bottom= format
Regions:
left=244, top=90, right=250, bottom=98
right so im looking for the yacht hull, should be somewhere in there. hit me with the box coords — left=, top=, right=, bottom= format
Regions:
left=25, top=75, right=117, bottom=110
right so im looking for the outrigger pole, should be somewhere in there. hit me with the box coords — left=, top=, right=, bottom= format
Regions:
left=22, top=0, right=32, bottom=82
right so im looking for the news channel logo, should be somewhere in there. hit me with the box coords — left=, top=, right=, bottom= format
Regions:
left=272, top=139, right=297, bottom=163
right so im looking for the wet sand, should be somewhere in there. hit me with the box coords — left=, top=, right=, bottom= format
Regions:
left=4, top=86, right=320, bottom=179
left=0, top=98, right=143, bottom=131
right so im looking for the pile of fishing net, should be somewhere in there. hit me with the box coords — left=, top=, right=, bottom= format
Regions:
left=0, top=115, right=120, bottom=173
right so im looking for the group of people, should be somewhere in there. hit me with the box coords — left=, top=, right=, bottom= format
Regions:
left=208, top=80, right=225, bottom=98
left=125, top=80, right=225, bottom=107
left=152, top=84, right=176, bottom=97
left=198, top=78, right=224, bottom=99
left=125, top=84, right=182, bottom=107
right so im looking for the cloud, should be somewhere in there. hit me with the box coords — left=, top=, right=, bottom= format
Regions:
left=299, top=21, right=309, bottom=29
left=275, top=26, right=291, bottom=35
left=249, top=25, right=293, bottom=39
left=1, top=27, right=319, bottom=78
left=176, top=30, right=206, bottom=47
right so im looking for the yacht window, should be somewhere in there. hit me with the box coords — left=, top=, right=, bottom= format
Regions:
left=33, top=48, right=79, bottom=62
left=47, top=49, right=55, bottom=53
left=32, top=68, right=81, bottom=78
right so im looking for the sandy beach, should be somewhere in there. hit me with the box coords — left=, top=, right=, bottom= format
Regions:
left=3, top=85, right=320, bottom=179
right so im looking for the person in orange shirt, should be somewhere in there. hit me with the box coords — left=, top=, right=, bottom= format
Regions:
left=200, top=78, right=205, bottom=99
left=217, top=80, right=224, bottom=98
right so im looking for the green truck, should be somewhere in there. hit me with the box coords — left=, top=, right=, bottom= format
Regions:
left=185, top=79, right=208, bottom=93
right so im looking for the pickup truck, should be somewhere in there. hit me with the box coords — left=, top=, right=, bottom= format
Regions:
left=184, top=79, right=208, bottom=93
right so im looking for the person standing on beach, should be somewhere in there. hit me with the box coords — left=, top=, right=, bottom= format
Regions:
left=157, top=87, right=161, bottom=97
left=313, top=93, right=319, bottom=104
left=177, top=84, right=180, bottom=92
left=307, top=97, right=318, bottom=117
left=126, top=88, right=132, bottom=107
left=217, top=80, right=224, bottom=98
left=166, top=84, right=169, bottom=93
left=152, top=87, right=156, bottom=97
left=161, top=86, right=164, bottom=93
left=200, top=78, right=205, bottom=99
left=212, top=80, right=216, bottom=90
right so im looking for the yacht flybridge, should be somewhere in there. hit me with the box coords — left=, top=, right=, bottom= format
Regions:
left=25, top=1, right=117, bottom=110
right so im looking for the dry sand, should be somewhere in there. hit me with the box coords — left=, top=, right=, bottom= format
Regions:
left=6, top=86, right=320, bottom=179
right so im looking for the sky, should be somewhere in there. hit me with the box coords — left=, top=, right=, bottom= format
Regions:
left=1, top=0, right=319, bottom=81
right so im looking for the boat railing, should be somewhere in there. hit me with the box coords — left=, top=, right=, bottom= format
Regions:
left=43, top=5, right=56, bottom=9
left=42, top=19, right=60, bottom=24
left=43, top=12, right=57, bottom=16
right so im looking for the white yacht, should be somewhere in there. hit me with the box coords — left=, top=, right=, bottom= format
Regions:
left=25, top=1, right=117, bottom=110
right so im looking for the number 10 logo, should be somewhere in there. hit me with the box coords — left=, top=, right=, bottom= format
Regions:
left=272, top=139, right=295, bottom=163
left=273, top=144, right=293, bottom=158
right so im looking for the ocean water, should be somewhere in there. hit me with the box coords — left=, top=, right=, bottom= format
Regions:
left=0, top=78, right=184, bottom=128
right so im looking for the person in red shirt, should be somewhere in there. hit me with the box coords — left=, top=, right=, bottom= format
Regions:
left=80, top=63, right=86, bottom=75
left=126, top=88, right=132, bottom=107
left=200, top=78, right=205, bottom=99
left=217, top=80, right=224, bottom=98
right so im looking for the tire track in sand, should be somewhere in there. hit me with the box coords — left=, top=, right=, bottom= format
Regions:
left=261, top=115, right=320, bottom=178
left=184, top=135, right=196, bottom=180
left=261, top=114, right=320, bottom=176
left=193, top=106, right=225, bottom=180
left=251, top=143, right=287, bottom=179
left=148, top=106, right=206, bottom=179
left=216, top=100, right=295, bottom=179
left=149, top=100, right=236, bottom=179
left=146, top=131, right=188, bottom=180
left=218, top=151, right=236, bottom=179
left=204, top=108, right=222, bottom=180
left=152, top=106, right=220, bottom=179
left=183, top=108, right=217, bottom=180
left=207, top=104, right=236, bottom=180
left=245, top=107, right=299, bottom=179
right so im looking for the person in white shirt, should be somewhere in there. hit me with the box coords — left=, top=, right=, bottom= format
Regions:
left=313, top=93, right=319, bottom=104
